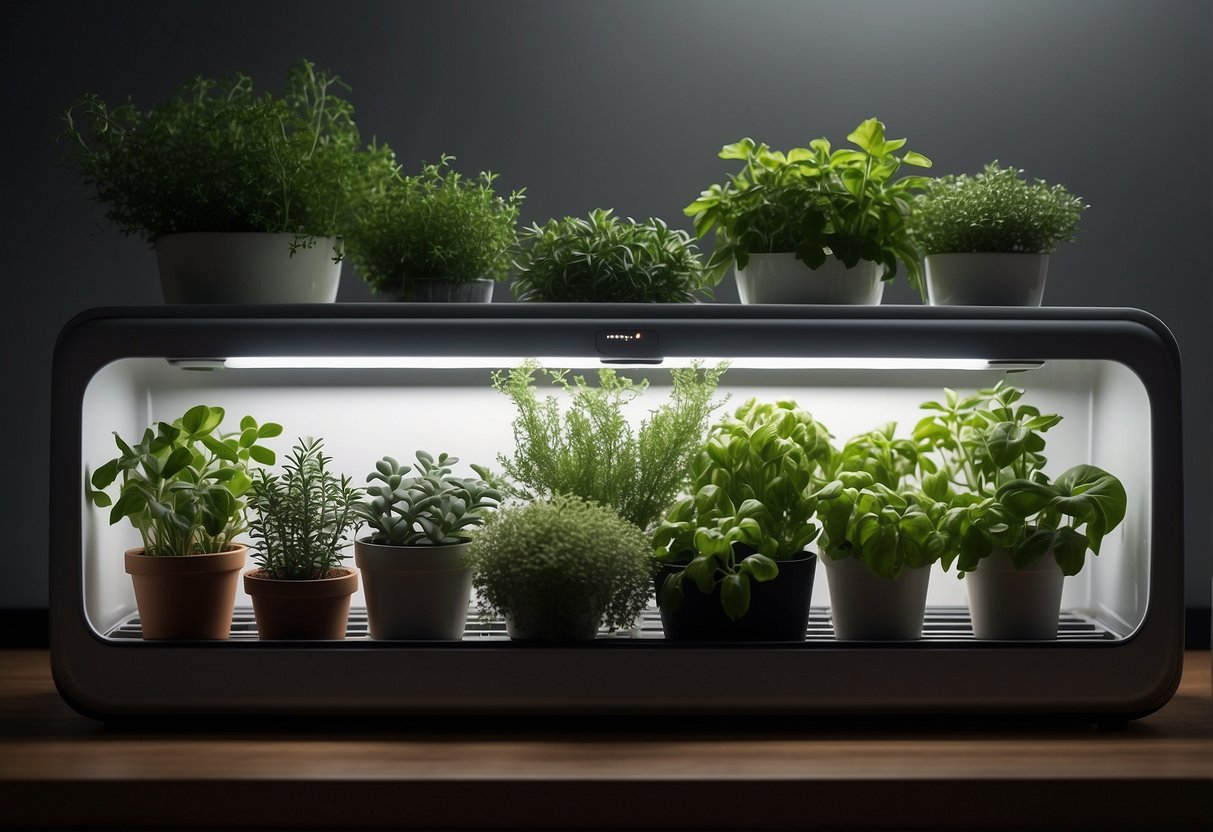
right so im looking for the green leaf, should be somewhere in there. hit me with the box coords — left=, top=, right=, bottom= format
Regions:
left=159, top=446, right=193, bottom=480
left=257, top=422, right=283, bottom=438
left=1052, top=527, right=1090, bottom=576
left=240, top=415, right=256, bottom=431
left=739, top=553, right=779, bottom=582
left=248, top=445, right=275, bottom=465
left=846, top=118, right=885, bottom=153
left=902, top=151, right=932, bottom=167
left=109, top=489, right=146, bottom=525
left=720, top=573, right=751, bottom=621
left=239, top=428, right=258, bottom=448
left=180, top=405, right=209, bottom=435
left=657, top=571, right=684, bottom=612
left=201, top=434, right=238, bottom=462
left=91, top=459, right=119, bottom=489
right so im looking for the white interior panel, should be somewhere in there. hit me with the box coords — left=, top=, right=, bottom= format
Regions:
left=79, top=358, right=1153, bottom=639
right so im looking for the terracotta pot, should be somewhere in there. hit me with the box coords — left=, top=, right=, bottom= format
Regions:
left=124, top=545, right=246, bottom=640
left=243, top=567, right=358, bottom=640
left=355, top=539, right=472, bottom=640
left=822, top=555, right=931, bottom=640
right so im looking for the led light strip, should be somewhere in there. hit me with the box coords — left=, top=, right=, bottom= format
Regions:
left=222, top=356, right=997, bottom=370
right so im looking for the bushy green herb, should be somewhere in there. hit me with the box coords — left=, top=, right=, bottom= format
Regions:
left=908, top=162, right=1087, bottom=255
left=511, top=209, right=715, bottom=302
left=467, top=495, right=655, bottom=639
left=247, top=438, right=363, bottom=581
left=493, top=361, right=728, bottom=531
left=653, top=400, right=835, bottom=620
left=346, top=154, right=525, bottom=296
left=87, top=405, right=281, bottom=556
left=685, top=118, right=932, bottom=294
left=913, top=382, right=1125, bottom=575
left=356, top=451, right=502, bottom=545
left=60, top=59, right=385, bottom=252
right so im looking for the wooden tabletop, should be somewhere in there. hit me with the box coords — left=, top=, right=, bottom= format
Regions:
left=1, top=650, right=1210, bottom=831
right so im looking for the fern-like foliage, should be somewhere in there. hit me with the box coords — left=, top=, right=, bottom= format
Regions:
left=492, top=361, right=728, bottom=531
left=247, top=437, right=363, bottom=580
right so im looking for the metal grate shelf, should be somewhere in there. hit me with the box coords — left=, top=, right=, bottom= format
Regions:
left=107, top=605, right=1120, bottom=642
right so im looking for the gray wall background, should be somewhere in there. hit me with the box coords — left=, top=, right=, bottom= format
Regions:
left=3, top=0, right=1210, bottom=610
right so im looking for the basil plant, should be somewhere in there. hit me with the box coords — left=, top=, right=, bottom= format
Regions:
left=653, top=399, right=834, bottom=620
left=913, top=381, right=1127, bottom=576
left=812, top=424, right=957, bottom=580
left=87, top=405, right=281, bottom=556
left=684, top=118, right=932, bottom=295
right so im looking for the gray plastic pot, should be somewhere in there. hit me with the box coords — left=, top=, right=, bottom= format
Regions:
left=155, top=232, right=342, bottom=303
left=379, top=278, right=495, bottom=303
left=734, top=253, right=885, bottom=304
left=822, top=554, right=931, bottom=640
left=965, top=547, right=1064, bottom=639
left=924, top=253, right=1048, bottom=306
left=354, top=539, right=473, bottom=640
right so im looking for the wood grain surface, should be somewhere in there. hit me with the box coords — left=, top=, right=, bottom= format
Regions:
left=1, top=650, right=1209, bottom=830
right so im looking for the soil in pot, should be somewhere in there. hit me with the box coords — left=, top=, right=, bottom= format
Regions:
left=155, top=232, right=342, bottom=303
left=735, top=253, right=885, bottom=304
left=243, top=567, right=358, bottom=640
left=125, top=545, right=246, bottom=640
left=822, top=555, right=931, bottom=640
left=355, top=539, right=473, bottom=640
left=657, top=554, right=817, bottom=641
left=965, top=548, right=1064, bottom=639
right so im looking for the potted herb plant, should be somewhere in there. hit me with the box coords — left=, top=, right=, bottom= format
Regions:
left=914, top=383, right=1127, bottom=638
left=493, top=360, right=727, bottom=531
left=354, top=451, right=502, bottom=640
left=345, top=153, right=524, bottom=302
left=812, top=425, right=955, bottom=640
left=466, top=495, right=654, bottom=641
left=244, top=438, right=363, bottom=640
left=511, top=209, right=716, bottom=302
left=60, top=60, right=386, bottom=303
left=907, top=162, right=1087, bottom=306
left=652, top=399, right=835, bottom=640
left=86, top=405, right=281, bottom=640
left=684, top=118, right=932, bottom=304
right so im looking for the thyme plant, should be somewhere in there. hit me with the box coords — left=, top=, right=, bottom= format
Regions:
left=493, top=360, right=728, bottom=530
left=60, top=59, right=386, bottom=253
left=346, top=154, right=525, bottom=297
left=247, top=438, right=363, bottom=580
left=685, top=118, right=932, bottom=294
left=467, top=495, right=654, bottom=639
left=907, top=162, right=1087, bottom=255
left=511, top=209, right=715, bottom=302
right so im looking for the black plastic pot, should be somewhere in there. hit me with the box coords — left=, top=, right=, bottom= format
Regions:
left=656, top=553, right=817, bottom=641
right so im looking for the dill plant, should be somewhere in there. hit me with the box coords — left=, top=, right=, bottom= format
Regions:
left=492, top=361, right=728, bottom=531
left=60, top=60, right=386, bottom=252
left=247, top=438, right=364, bottom=580
left=466, top=495, right=654, bottom=639
left=908, top=162, right=1087, bottom=255
left=511, top=209, right=715, bottom=302
left=345, top=154, right=525, bottom=297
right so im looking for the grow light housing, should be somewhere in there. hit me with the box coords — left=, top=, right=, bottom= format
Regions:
left=50, top=304, right=1183, bottom=720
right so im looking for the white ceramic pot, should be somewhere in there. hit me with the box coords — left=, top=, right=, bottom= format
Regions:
left=924, top=253, right=1048, bottom=306
left=354, top=539, right=472, bottom=640
left=965, top=547, right=1064, bottom=639
left=155, top=232, right=342, bottom=303
left=735, top=253, right=885, bottom=304
left=822, top=555, right=931, bottom=640
left=379, top=278, right=495, bottom=303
